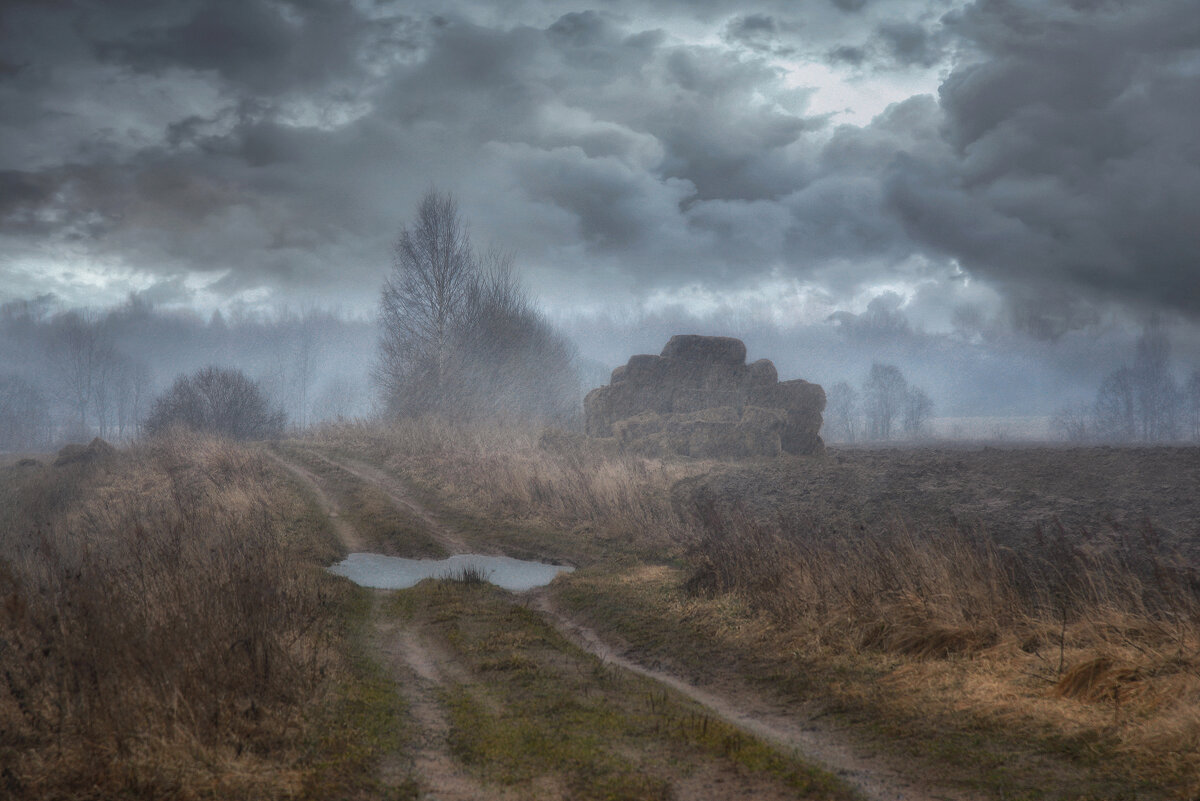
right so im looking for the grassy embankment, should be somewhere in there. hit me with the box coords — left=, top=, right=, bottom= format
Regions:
left=0, top=433, right=408, bottom=799
left=309, top=418, right=1200, bottom=800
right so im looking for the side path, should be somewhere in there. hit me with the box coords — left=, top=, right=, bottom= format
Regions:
left=274, top=446, right=976, bottom=801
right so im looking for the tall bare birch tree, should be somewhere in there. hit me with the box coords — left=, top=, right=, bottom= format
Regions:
left=376, top=189, right=473, bottom=415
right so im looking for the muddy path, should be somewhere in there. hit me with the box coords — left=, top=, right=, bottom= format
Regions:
left=531, top=593, right=979, bottom=801
left=264, top=448, right=366, bottom=551
left=272, top=447, right=498, bottom=797
left=373, top=610, right=504, bottom=800
left=272, top=445, right=974, bottom=800
left=298, top=447, right=474, bottom=555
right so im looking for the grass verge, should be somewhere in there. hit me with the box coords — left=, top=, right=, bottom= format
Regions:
left=555, top=564, right=1180, bottom=800
left=390, top=578, right=855, bottom=800
left=0, top=432, right=414, bottom=799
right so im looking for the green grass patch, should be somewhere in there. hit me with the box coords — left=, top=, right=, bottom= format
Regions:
left=301, top=583, right=416, bottom=800
left=392, top=579, right=854, bottom=800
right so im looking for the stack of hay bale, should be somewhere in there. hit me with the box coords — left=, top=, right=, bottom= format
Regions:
left=584, top=335, right=825, bottom=458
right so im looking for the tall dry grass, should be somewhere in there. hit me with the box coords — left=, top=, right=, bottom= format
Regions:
left=311, top=417, right=697, bottom=549
left=0, top=432, right=341, bottom=799
left=684, top=500, right=1200, bottom=659
left=682, top=498, right=1200, bottom=785
left=312, top=419, right=1200, bottom=787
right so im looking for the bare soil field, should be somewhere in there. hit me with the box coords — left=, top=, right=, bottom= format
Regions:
left=677, top=445, right=1200, bottom=554
left=7, top=423, right=1197, bottom=799
left=305, top=422, right=1198, bottom=799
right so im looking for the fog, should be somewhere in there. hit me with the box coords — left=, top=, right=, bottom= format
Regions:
left=0, top=294, right=376, bottom=448
left=3, top=1, right=1200, bottom=448
left=4, top=284, right=1200, bottom=450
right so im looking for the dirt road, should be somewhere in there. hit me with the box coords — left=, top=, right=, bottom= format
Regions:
left=272, top=446, right=973, bottom=800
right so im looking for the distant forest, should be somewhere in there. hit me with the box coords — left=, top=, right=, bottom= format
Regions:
left=0, top=295, right=375, bottom=450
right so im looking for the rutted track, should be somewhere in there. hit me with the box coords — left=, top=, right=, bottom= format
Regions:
left=531, top=594, right=978, bottom=801
left=272, top=446, right=975, bottom=801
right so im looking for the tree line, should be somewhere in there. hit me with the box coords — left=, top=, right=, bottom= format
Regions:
left=0, top=299, right=374, bottom=450
left=1053, top=322, right=1200, bottom=443
left=0, top=189, right=581, bottom=450
left=822, top=363, right=935, bottom=443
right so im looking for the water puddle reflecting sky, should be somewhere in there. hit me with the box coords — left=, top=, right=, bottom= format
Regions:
left=328, top=552, right=574, bottom=591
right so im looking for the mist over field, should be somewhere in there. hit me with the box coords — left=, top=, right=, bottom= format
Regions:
left=3, top=0, right=1199, bottom=447
left=5, top=4, right=1200, bottom=797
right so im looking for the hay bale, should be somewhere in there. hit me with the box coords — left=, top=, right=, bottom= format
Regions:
left=746, top=359, right=778, bottom=386
left=585, top=335, right=824, bottom=456
left=660, top=334, right=746, bottom=365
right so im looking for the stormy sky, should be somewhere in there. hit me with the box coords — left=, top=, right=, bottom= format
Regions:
left=2, top=0, right=1199, bottom=417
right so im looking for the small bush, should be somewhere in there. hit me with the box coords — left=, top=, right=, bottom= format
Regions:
left=144, top=365, right=285, bottom=440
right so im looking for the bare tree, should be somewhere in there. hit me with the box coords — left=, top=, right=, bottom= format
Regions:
left=292, top=308, right=323, bottom=429
left=113, top=356, right=152, bottom=441
left=863, top=363, right=907, bottom=440
left=0, top=374, right=52, bottom=451
left=1185, top=368, right=1200, bottom=442
left=445, top=250, right=578, bottom=422
left=1131, top=321, right=1180, bottom=441
left=376, top=191, right=580, bottom=422
left=48, top=311, right=115, bottom=437
left=376, top=189, right=474, bottom=415
left=1094, top=366, right=1136, bottom=441
left=144, top=366, right=285, bottom=440
left=823, top=380, right=859, bottom=443
left=902, top=386, right=934, bottom=439
left=1051, top=402, right=1092, bottom=443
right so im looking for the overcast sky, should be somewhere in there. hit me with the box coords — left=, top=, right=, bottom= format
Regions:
left=1, top=0, right=1198, bottom=343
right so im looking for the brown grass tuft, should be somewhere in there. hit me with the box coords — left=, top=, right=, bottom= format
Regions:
left=0, top=431, right=345, bottom=799
left=1054, top=656, right=1142, bottom=702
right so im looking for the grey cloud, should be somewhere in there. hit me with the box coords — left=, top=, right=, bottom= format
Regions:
left=876, top=21, right=943, bottom=67
left=827, top=44, right=867, bottom=65
left=0, top=170, right=57, bottom=231
left=824, top=19, right=948, bottom=70
left=4, top=0, right=1196, bottom=336
left=721, top=13, right=800, bottom=56
left=0, top=58, right=24, bottom=80
left=93, top=0, right=377, bottom=96
left=887, top=0, right=1200, bottom=320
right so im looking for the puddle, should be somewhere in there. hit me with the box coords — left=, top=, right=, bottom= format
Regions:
left=328, top=552, right=574, bottom=591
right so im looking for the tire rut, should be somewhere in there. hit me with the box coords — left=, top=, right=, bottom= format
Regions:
left=311, top=451, right=474, bottom=555
left=271, top=449, right=497, bottom=798
left=277, top=446, right=978, bottom=801
left=531, top=593, right=982, bottom=801
left=264, top=449, right=366, bottom=551
left=376, top=614, right=504, bottom=801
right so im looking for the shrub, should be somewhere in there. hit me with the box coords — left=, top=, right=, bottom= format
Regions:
left=144, top=365, right=285, bottom=440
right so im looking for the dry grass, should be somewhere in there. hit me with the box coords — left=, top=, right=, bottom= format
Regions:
left=0, top=432, right=351, bottom=799
left=308, top=419, right=1200, bottom=795
left=310, top=418, right=699, bottom=560
left=676, top=499, right=1200, bottom=792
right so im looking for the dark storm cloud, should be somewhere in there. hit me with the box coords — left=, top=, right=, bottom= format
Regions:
left=886, top=0, right=1200, bottom=321
left=1, top=0, right=1197, bottom=333
left=93, top=0, right=386, bottom=95
left=823, top=18, right=947, bottom=69
left=876, top=21, right=943, bottom=67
